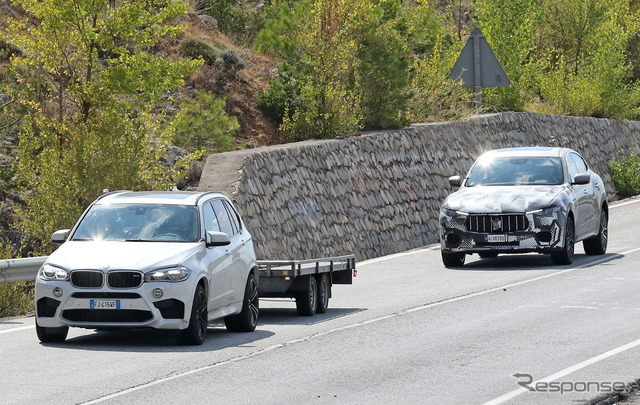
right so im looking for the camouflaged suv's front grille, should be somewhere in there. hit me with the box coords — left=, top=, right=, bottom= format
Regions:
left=466, top=214, right=529, bottom=233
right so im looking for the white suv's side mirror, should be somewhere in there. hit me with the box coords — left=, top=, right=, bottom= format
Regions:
left=52, top=229, right=71, bottom=244
left=206, top=231, right=231, bottom=247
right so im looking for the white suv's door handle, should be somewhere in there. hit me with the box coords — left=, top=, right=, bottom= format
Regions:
left=225, top=249, right=231, bottom=255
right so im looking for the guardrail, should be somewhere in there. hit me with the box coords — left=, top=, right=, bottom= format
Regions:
left=0, top=256, right=47, bottom=283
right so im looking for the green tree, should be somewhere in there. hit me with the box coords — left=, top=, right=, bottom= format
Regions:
left=474, top=0, right=541, bottom=111
left=534, top=0, right=640, bottom=118
left=174, top=91, right=239, bottom=153
left=257, top=0, right=422, bottom=139
left=2, top=0, right=201, bottom=253
left=0, top=238, right=33, bottom=317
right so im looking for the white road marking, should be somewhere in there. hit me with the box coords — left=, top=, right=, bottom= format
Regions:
left=0, top=325, right=34, bottom=335
left=483, top=336, right=640, bottom=405
left=610, top=198, right=640, bottom=209
left=80, top=247, right=640, bottom=404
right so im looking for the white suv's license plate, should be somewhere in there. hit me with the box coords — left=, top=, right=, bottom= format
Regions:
left=90, top=300, right=120, bottom=310
left=485, top=234, right=510, bottom=243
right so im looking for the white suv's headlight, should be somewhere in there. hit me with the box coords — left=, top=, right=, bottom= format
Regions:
left=144, top=266, right=191, bottom=282
left=38, top=264, right=70, bottom=281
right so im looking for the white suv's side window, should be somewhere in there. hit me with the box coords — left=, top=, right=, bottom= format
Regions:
left=223, top=200, right=241, bottom=233
left=211, top=199, right=235, bottom=236
left=203, top=202, right=221, bottom=233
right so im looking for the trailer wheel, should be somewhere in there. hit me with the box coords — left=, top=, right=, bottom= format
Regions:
left=295, top=275, right=317, bottom=316
left=316, top=274, right=330, bottom=314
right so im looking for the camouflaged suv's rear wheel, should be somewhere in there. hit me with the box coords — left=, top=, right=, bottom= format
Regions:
left=583, top=209, right=608, bottom=256
left=441, top=251, right=466, bottom=268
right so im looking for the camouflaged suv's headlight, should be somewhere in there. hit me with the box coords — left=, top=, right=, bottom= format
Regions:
left=38, top=263, right=70, bottom=281
left=144, top=266, right=191, bottom=282
left=527, top=205, right=561, bottom=216
left=441, top=206, right=469, bottom=217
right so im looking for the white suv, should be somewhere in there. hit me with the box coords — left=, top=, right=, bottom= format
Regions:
left=34, top=191, right=258, bottom=345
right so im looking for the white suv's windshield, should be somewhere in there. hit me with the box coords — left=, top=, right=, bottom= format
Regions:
left=466, top=157, right=564, bottom=187
left=72, top=204, right=199, bottom=242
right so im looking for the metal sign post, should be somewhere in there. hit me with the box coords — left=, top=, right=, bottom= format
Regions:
left=450, top=28, right=510, bottom=108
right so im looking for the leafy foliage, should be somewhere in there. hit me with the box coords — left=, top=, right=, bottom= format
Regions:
left=256, top=0, right=451, bottom=139
left=174, top=91, right=239, bottom=153
left=181, top=38, right=218, bottom=66
left=474, top=0, right=540, bottom=111
left=610, top=149, right=640, bottom=198
left=410, top=31, right=474, bottom=122
left=476, top=0, right=640, bottom=118
left=199, top=0, right=265, bottom=46
left=257, top=64, right=303, bottom=125
left=0, top=240, right=33, bottom=317
left=1, top=0, right=201, bottom=254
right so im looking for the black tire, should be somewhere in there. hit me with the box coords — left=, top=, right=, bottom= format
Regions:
left=441, top=251, right=465, bottom=268
left=583, top=209, right=608, bottom=255
left=551, top=216, right=575, bottom=265
left=295, top=275, right=317, bottom=316
left=478, top=252, right=499, bottom=258
left=316, top=274, right=330, bottom=314
left=224, top=272, right=259, bottom=332
left=36, top=321, right=68, bottom=343
left=177, top=283, right=208, bottom=345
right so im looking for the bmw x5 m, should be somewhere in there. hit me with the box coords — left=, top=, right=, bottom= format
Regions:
left=35, top=191, right=259, bottom=345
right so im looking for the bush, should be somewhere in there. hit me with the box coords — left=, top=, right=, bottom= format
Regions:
left=610, top=149, right=640, bottom=198
left=257, top=65, right=302, bottom=125
left=200, top=0, right=265, bottom=46
left=0, top=240, right=34, bottom=318
left=181, top=38, right=218, bottom=66
left=174, top=91, right=240, bottom=153
left=219, top=49, right=246, bottom=69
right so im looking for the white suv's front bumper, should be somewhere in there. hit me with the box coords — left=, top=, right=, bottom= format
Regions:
left=35, top=277, right=196, bottom=330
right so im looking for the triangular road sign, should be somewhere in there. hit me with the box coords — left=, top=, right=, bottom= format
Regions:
left=450, top=28, right=510, bottom=89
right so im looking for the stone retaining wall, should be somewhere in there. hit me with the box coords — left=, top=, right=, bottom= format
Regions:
left=199, top=112, right=640, bottom=261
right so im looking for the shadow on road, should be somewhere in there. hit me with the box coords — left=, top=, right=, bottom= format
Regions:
left=258, top=306, right=365, bottom=326
left=451, top=252, right=624, bottom=271
left=43, top=327, right=275, bottom=352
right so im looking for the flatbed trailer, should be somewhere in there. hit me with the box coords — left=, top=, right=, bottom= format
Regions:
left=257, top=254, right=356, bottom=316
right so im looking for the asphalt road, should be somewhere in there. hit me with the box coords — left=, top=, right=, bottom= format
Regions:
left=1, top=197, right=640, bottom=404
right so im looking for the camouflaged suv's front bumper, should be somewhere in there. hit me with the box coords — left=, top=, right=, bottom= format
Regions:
left=439, top=206, right=568, bottom=255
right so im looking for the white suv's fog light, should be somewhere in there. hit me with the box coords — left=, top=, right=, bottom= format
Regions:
left=53, top=287, right=63, bottom=297
left=152, top=288, right=163, bottom=298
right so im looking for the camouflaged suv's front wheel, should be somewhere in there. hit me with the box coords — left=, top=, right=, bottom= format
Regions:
left=441, top=251, right=466, bottom=268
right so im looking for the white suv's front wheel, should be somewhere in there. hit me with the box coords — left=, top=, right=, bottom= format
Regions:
left=176, top=284, right=208, bottom=345
left=224, top=273, right=259, bottom=332
left=36, top=322, right=68, bottom=343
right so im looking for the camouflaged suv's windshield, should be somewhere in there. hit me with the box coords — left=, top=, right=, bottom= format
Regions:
left=465, top=157, right=564, bottom=187
left=72, top=204, right=199, bottom=242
